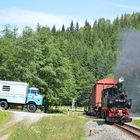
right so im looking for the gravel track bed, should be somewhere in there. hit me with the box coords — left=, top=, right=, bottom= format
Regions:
left=85, top=120, right=134, bottom=140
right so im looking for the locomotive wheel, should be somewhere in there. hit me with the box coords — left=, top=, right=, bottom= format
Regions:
left=0, top=100, right=9, bottom=110
left=119, top=119, right=124, bottom=125
left=109, top=122, right=114, bottom=125
left=101, top=112, right=106, bottom=119
left=105, top=117, right=114, bottom=125
left=27, top=103, right=37, bottom=113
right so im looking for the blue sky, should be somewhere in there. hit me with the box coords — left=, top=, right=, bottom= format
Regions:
left=0, top=0, right=140, bottom=30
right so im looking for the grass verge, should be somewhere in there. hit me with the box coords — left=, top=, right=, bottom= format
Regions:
left=134, top=119, right=140, bottom=127
left=0, top=110, right=12, bottom=126
left=9, top=114, right=89, bottom=140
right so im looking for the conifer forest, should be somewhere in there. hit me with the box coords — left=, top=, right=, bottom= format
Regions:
left=1, top=13, right=140, bottom=107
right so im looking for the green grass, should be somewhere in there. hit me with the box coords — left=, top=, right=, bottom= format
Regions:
left=134, top=119, right=140, bottom=127
left=0, top=110, right=12, bottom=126
left=9, top=114, right=89, bottom=140
left=45, top=106, right=84, bottom=114
left=0, top=110, right=13, bottom=137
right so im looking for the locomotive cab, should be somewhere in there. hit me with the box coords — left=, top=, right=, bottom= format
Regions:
left=102, top=87, right=132, bottom=109
left=101, top=82, right=132, bottom=124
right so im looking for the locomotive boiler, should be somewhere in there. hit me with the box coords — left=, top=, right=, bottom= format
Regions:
left=85, top=78, right=132, bottom=124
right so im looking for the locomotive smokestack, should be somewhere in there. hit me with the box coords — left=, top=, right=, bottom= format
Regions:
left=118, top=77, right=124, bottom=92
left=119, top=77, right=124, bottom=83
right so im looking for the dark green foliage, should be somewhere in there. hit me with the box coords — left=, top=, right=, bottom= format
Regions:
left=0, top=13, right=140, bottom=106
left=51, top=25, right=56, bottom=33
left=61, top=24, right=65, bottom=32
left=69, top=20, right=74, bottom=32
left=75, top=22, right=79, bottom=31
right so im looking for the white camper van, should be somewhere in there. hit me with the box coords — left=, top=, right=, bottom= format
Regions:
left=0, top=80, right=46, bottom=112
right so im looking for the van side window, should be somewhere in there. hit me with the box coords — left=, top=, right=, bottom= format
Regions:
left=2, top=85, right=10, bottom=91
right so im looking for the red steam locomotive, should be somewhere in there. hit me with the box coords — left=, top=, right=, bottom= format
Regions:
left=85, top=78, right=132, bottom=124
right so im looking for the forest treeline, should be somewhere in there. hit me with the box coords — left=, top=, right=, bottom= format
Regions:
left=0, top=13, right=140, bottom=107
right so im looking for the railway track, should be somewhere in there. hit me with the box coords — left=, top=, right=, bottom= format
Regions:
left=114, top=123, right=140, bottom=140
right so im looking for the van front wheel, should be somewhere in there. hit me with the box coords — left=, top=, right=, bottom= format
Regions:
left=27, top=103, right=37, bottom=113
left=0, top=100, right=9, bottom=110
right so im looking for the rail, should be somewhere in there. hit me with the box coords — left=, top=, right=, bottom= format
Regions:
left=114, top=123, right=140, bottom=140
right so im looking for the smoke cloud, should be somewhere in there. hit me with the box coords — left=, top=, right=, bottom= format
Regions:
left=115, top=29, right=140, bottom=112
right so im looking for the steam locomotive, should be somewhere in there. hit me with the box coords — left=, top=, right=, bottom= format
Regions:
left=85, top=78, right=132, bottom=124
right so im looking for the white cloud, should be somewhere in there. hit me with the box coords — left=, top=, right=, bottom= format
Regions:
left=0, top=8, right=84, bottom=30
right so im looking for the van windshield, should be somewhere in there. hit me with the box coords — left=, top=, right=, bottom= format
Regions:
left=31, top=90, right=37, bottom=94
left=28, top=88, right=40, bottom=95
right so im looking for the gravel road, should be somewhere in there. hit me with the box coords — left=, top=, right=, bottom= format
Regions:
left=10, top=110, right=53, bottom=124
left=85, top=119, right=135, bottom=140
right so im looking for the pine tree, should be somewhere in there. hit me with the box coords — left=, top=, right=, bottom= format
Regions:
left=61, top=24, right=65, bottom=32
left=70, top=20, right=74, bottom=32
left=52, top=25, right=56, bottom=33
left=84, top=20, right=91, bottom=30
left=75, top=22, right=79, bottom=31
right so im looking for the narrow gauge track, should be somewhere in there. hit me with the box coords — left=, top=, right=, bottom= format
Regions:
left=114, top=123, right=140, bottom=140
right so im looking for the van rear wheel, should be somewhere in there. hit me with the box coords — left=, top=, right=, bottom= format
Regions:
left=0, top=100, right=9, bottom=110
left=27, top=104, right=37, bottom=112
